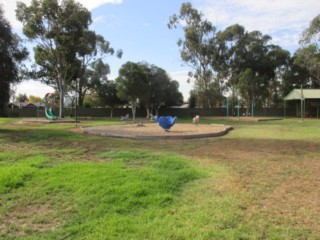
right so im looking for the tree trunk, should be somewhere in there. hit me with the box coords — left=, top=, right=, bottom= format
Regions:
left=78, top=88, right=84, bottom=107
left=0, top=81, right=9, bottom=117
left=59, top=91, right=64, bottom=118
left=0, top=102, right=8, bottom=117
left=58, top=77, right=65, bottom=118
left=110, top=108, right=113, bottom=118
left=246, top=98, right=250, bottom=116
left=131, top=98, right=136, bottom=122
left=155, top=107, right=160, bottom=116
left=145, top=106, right=150, bottom=119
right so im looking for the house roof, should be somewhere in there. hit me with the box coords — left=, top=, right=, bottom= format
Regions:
left=284, top=89, right=320, bottom=101
left=24, top=102, right=37, bottom=108
left=8, top=102, right=45, bottom=108
left=8, top=102, right=25, bottom=108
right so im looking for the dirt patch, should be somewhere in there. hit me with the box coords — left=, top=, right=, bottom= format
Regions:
left=82, top=123, right=233, bottom=140
left=0, top=204, right=63, bottom=237
left=69, top=127, right=83, bottom=134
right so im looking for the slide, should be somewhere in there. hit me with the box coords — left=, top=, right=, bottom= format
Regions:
left=45, top=108, right=57, bottom=120
left=44, top=92, right=57, bottom=120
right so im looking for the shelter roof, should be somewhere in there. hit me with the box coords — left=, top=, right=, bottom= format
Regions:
left=284, top=89, right=320, bottom=101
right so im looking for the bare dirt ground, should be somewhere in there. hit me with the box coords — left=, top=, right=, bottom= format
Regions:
left=81, top=123, right=233, bottom=140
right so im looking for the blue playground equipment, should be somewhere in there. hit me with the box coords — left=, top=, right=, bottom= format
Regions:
left=157, top=116, right=177, bottom=131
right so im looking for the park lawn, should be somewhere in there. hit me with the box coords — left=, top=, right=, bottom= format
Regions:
left=0, top=118, right=319, bottom=239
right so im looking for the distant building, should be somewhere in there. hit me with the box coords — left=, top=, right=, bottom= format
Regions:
left=8, top=102, right=45, bottom=109
left=169, top=103, right=189, bottom=108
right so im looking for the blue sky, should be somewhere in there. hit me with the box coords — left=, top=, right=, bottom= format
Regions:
left=1, top=0, right=320, bottom=101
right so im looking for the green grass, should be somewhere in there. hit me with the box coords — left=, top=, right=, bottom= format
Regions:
left=0, top=117, right=320, bottom=239
left=0, top=149, right=206, bottom=239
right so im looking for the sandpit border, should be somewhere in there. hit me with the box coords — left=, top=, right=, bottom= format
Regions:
left=81, top=123, right=233, bottom=140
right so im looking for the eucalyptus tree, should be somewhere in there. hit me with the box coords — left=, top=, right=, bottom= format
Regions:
left=188, top=90, right=197, bottom=108
left=294, top=14, right=320, bottom=85
left=139, top=64, right=169, bottom=118
left=115, top=62, right=150, bottom=121
left=16, top=0, right=98, bottom=118
left=168, top=2, right=220, bottom=108
left=98, top=80, right=126, bottom=118
left=266, top=45, right=291, bottom=107
left=78, top=59, right=110, bottom=107
left=140, top=64, right=183, bottom=118
left=294, top=46, right=320, bottom=86
left=217, top=25, right=289, bottom=109
left=0, top=5, right=28, bottom=117
left=242, top=31, right=274, bottom=106
left=164, top=80, right=184, bottom=107
left=75, top=34, right=122, bottom=107
left=216, top=24, right=247, bottom=96
left=301, top=14, right=320, bottom=46
left=281, top=56, right=310, bottom=98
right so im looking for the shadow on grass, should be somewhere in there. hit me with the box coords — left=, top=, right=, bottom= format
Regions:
left=0, top=128, right=86, bottom=144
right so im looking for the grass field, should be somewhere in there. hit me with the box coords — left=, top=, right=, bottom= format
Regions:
left=0, top=117, right=319, bottom=239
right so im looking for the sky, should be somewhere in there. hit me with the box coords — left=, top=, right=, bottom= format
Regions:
left=1, top=0, right=320, bottom=101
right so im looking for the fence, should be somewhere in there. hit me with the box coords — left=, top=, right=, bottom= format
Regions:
left=7, top=107, right=297, bottom=118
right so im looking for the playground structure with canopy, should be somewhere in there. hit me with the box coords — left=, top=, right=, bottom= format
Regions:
left=44, top=93, right=57, bottom=120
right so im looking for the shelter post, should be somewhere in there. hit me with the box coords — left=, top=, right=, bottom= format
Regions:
left=301, top=85, right=304, bottom=122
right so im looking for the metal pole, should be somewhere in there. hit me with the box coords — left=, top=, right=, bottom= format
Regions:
left=304, top=99, right=306, bottom=118
left=237, top=96, right=240, bottom=120
left=301, top=85, right=303, bottom=122
left=76, top=78, right=79, bottom=123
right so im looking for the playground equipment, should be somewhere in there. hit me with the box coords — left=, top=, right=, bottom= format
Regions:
left=193, top=115, right=200, bottom=124
left=157, top=116, right=177, bottom=131
left=44, top=93, right=57, bottom=120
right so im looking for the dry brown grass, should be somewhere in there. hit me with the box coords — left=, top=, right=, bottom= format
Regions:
left=0, top=204, right=63, bottom=237
left=157, top=136, right=320, bottom=236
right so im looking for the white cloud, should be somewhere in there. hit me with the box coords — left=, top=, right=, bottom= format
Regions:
left=93, top=15, right=106, bottom=24
left=77, top=0, right=122, bottom=11
left=93, top=13, right=124, bottom=29
left=0, top=0, right=122, bottom=28
left=195, top=0, right=320, bottom=51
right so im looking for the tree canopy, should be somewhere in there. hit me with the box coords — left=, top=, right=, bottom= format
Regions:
left=16, top=0, right=121, bottom=118
left=0, top=5, right=28, bottom=117
left=98, top=80, right=126, bottom=117
left=168, top=2, right=220, bottom=108
left=4, top=1, right=319, bottom=115
left=115, top=62, right=183, bottom=120
left=295, top=15, right=320, bottom=86
left=169, top=3, right=291, bottom=109
left=116, top=62, right=150, bottom=121
left=140, top=64, right=183, bottom=118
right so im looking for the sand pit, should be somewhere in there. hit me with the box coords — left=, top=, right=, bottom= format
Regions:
left=82, top=123, right=233, bottom=140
